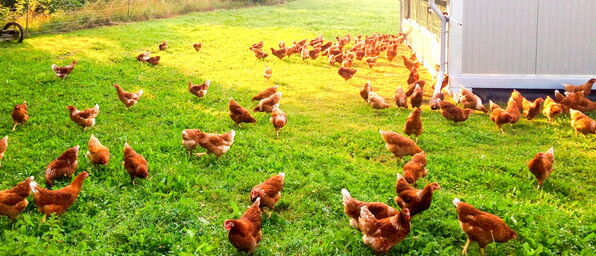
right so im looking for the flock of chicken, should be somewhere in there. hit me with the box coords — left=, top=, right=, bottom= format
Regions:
left=249, top=33, right=405, bottom=82
left=1, top=29, right=594, bottom=255
left=244, top=32, right=594, bottom=255
left=361, top=73, right=596, bottom=135
left=0, top=39, right=291, bottom=227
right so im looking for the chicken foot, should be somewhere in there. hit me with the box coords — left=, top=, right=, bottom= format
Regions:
left=462, top=238, right=470, bottom=255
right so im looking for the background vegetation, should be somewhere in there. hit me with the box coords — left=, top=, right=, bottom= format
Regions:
left=0, top=0, right=594, bottom=255
left=0, top=0, right=286, bottom=33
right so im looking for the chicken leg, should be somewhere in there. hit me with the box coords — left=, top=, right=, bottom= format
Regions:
left=41, top=214, right=47, bottom=222
left=194, top=153, right=207, bottom=157
left=462, top=238, right=470, bottom=255
left=12, top=123, right=18, bottom=131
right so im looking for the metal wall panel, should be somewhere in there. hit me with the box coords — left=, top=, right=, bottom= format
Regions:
left=536, top=0, right=596, bottom=75
left=462, top=0, right=539, bottom=74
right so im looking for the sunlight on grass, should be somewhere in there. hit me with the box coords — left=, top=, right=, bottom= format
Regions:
left=28, top=36, right=126, bottom=64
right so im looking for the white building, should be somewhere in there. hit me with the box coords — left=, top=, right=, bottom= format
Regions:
left=400, top=0, right=595, bottom=96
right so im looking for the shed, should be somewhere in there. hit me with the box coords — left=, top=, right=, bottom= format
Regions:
left=400, top=0, right=596, bottom=98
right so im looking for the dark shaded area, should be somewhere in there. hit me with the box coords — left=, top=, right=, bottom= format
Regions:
left=473, top=88, right=596, bottom=104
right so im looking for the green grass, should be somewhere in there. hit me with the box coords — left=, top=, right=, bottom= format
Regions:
left=0, top=0, right=594, bottom=255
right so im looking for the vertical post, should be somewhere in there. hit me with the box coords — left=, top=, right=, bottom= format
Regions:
left=429, top=0, right=448, bottom=94
left=25, top=0, right=29, bottom=35
left=399, top=0, right=403, bottom=33
left=127, top=0, right=131, bottom=21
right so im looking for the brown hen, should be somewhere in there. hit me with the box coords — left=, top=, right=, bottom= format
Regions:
left=183, top=129, right=236, bottom=158
left=528, top=147, right=554, bottom=189
left=338, top=67, right=357, bottom=81
left=123, top=143, right=149, bottom=185
left=188, top=80, right=210, bottom=99
left=251, top=173, right=285, bottom=209
left=45, top=146, right=79, bottom=187
left=367, top=92, right=390, bottom=110
left=542, top=96, right=563, bottom=123
left=67, top=104, right=99, bottom=130
left=489, top=101, right=513, bottom=133
left=379, top=130, right=423, bottom=159
left=193, top=43, right=202, bottom=52
left=254, top=92, right=281, bottom=113
left=87, top=135, right=109, bottom=165
left=52, top=61, right=78, bottom=79
left=252, top=85, right=278, bottom=102
left=0, top=136, right=6, bottom=167
left=402, top=151, right=428, bottom=184
left=0, top=176, right=33, bottom=220
left=114, top=84, right=143, bottom=109
left=522, top=97, right=544, bottom=120
left=229, top=98, right=257, bottom=127
left=394, top=88, right=408, bottom=109
left=263, top=66, right=272, bottom=80
left=158, top=41, right=168, bottom=51
left=563, top=78, right=595, bottom=96
left=360, top=81, right=372, bottom=102
left=224, top=198, right=262, bottom=254
left=439, top=100, right=473, bottom=123
left=460, top=88, right=488, bottom=113
left=453, top=198, right=517, bottom=256
left=505, top=96, right=521, bottom=124
left=407, top=68, right=419, bottom=85
left=341, top=188, right=399, bottom=230
left=358, top=206, right=411, bottom=254
left=270, top=107, right=287, bottom=137
left=30, top=171, right=89, bottom=222
left=404, top=108, right=423, bottom=141
left=11, top=101, right=29, bottom=131
left=570, top=109, right=596, bottom=135
left=395, top=178, right=441, bottom=216
left=409, top=84, right=423, bottom=108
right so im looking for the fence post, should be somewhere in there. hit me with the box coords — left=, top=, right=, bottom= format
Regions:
left=25, top=0, right=29, bottom=35
left=127, top=0, right=131, bottom=21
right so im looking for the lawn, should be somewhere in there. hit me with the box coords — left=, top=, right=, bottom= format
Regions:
left=0, top=0, right=594, bottom=255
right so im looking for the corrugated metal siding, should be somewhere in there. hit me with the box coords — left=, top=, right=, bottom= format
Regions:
left=462, top=0, right=595, bottom=76
left=536, top=0, right=596, bottom=75
left=462, top=0, right=538, bottom=74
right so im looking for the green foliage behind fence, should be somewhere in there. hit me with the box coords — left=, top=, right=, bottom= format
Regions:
left=0, top=0, right=287, bottom=34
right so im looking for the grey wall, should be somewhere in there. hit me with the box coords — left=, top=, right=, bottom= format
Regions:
left=461, top=0, right=595, bottom=76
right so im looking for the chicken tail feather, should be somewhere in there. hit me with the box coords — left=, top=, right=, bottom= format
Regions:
left=29, top=181, right=39, bottom=193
